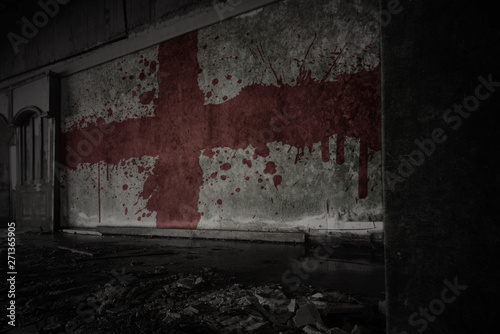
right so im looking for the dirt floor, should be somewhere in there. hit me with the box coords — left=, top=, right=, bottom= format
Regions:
left=1, top=230, right=386, bottom=334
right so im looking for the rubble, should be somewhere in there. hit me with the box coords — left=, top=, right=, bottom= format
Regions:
left=0, top=238, right=386, bottom=334
left=293, top=303, right=324, bottom=328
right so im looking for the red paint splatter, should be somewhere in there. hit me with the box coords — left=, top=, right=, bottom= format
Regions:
left=220, top=162, right=231, bottom=171
left=97, top=162, right=101, bottom=223
left=139, top=72, right=147, bottom=81
left=62, top=31, right=380, bottom=229
left=217, top=199, right=222, bottom=205
left=236, top=188, right=241, bottom=192
left=226, top=75, right=232, bottom=80
left=125, top=208, right=128, bottom=215
left=242, top=159, right=252, bottom=167
left=123, top=184, right=128, bottom=190
left=321, top=140, right=330, bottom=163
left=221, top=175, right=227, bottom=180
left=336, top=135, right=345, bottom=165
left=212, top=78, right=219, bottom=85
left=139, top=89, right=156, bottom=105
left=273, top=175, right=282, bottom=190
left=263, top=161, right=277, bottom=174
left=149, top=61, right=157, bottom=75
left=258, top=178, right=263, bottom=183
left=210, top=172, right=218, bottom=179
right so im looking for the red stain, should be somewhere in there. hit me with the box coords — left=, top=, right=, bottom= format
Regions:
left=220, top=162, right=231, bottom=171
left=212, top=78, right=219, bottom=85
left=221, top=175, right=227, bottom=180
left=62, top=31, right=380, bottom=229
left=321, top=140, right=330, bottom=163
left=123, top=184, right=128, bottom=190
left=139, top=89, right=156, bottom=105
left=273, top=175, right=282, bottom=190
left=336, top=135, right=345, bottom=165
left=125, top=208, right=128, bottom=215
left=139, top=72, right=147, bottom=81
left=236, top=188, right=241, bottom=192
left=242, top=159, right=252, bottom=167
left=217, top=199, right=222, bottom=205
left=210, top=172, right=218, bottom=179
left=97, top=162, right=101, bottom=223
left=263, top=161, right=277, bottom=174
left=149, top=61, right=157, bottom=75
left=226, top=75, right=232, bottom=80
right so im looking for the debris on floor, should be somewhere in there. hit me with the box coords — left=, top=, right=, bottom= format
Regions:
left=0, top=234, right=385, bottom=333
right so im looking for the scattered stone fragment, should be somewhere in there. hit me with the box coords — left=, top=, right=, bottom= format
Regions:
left=293, top=303, right=323, bottom=328
left=288, top=298, right=296, bottom=313
left=303, top=325, right=323, bottom=334
left=351, top=324, right=371, bottom=334
left=246, top=321, right=267, bottom=331
left=328, top=328, right=350, bottom=334
left=311, top=293, right=324, bottom=299
left=316, top=321, right=330, bottom=332
left=221, top=315, right=241, bottom=326
left=176, top=277, right=195, bottom=289
left=183, top=306, right=199, bottom=315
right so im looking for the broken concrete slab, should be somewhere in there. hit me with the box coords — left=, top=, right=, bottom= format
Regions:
left=293, top=303, right=323, bottom=328
left=303, top=324, right=323, bottom=334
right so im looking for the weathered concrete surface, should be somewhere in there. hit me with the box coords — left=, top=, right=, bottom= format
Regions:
left=382, top=0, right=500, bottom=333
left=61, top=0, right=382, bottom=233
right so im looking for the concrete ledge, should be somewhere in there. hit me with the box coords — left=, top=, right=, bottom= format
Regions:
left=62, top=229, right=103, bottom=236
left=96, top=227, right=304, bottom=243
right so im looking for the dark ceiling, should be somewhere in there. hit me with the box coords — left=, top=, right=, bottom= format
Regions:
left=0, top=0, right=47, bottom=39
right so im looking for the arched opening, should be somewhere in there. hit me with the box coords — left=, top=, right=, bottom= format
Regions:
left=11, top=106, right=57, bottom=232
left=0, top=114, right=14, bottom=227
left=13, top=107, right=45, bottom=185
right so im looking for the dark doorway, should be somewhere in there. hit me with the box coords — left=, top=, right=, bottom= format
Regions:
left=0, top=115, right=14, bottom=227
left=11, top=107, right=57, bottom=231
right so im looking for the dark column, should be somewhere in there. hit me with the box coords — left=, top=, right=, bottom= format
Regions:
left=382, top=0, right=500, bottom=333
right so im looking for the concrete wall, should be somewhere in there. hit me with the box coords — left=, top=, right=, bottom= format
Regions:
left=60, top=0, right=383, bottom=233
left=383, top=0, right=500, bottom=332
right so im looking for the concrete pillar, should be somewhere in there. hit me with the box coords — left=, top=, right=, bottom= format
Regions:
left=382, top=0, right=500, bottom=333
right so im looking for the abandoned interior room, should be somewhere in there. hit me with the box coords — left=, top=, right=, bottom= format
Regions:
left=0, top=0, right=498, bottom=333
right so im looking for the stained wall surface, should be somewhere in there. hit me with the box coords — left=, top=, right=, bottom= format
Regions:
left=60, top=0, right=382, bottom=232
